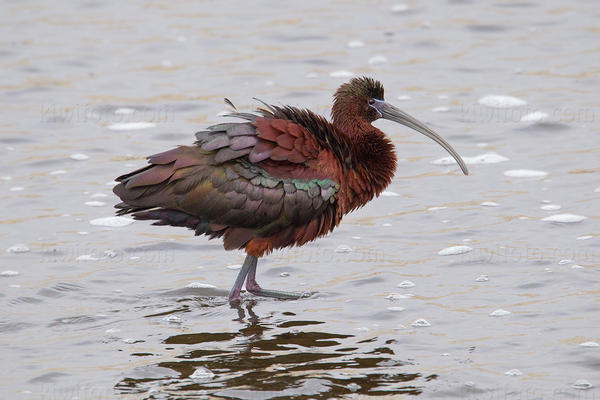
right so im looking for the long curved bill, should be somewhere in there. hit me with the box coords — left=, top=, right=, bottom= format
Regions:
left=377, top=101, right=469, bottom=175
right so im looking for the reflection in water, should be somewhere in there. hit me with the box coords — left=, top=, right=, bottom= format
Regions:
left=116, top=301, right=431, bottom=398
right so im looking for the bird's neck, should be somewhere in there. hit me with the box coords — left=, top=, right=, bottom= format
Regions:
left=335, top=121, right=397, bottom=212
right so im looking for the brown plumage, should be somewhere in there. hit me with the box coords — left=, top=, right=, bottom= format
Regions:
left=113, top=76, right=468, bottom=302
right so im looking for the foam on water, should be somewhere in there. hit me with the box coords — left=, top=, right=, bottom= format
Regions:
left=475, top=275, right=489, bottom=282
left=397, top=280, right=415, bottom=288
left=70, top=153, right=89, bottom=161
left=114, top=107, right=135, bottom=115
left=49, top=170, right=67, bottom=175
left=411, top=319, right=431, bottom=327
left=520, top=111, right=548, bottom=122
left=540, top=204, right=561, bottom=211
left=579, top=341, right=599, bottom=347
left=335, top=244, right=352, bottom=253
left=490, top=309, right=511, bottom=317
left=386, top=293, right=413, bottom=300
left=91, top=193, right=109, bottom=198
left=438, top=245, right=473, bottom=256
left=329, top=70, right=354, bottom=78
left=480, top=201, right=499, bottom=207
left=89, top=216, right=135, bottom=227
left=541, top=214, right=587, bottom=223
left=433, top=152, right=509, bottom=166
left=347, top=40, right=365, bottom=48
left=432, top=106, right=449, bottom=113
left=386, top=307, right=405, bottom=312
left=391, top=3, right=409, bottom=12
left=503, top=169, right=548, bottom=178
left=577, top=235, right=592, bottom=240
left=397, top=95, right=411, bottom=101
left=108, top=122, right=157, bottom=131
left=10, top=186, right=24, bottom=191
left=478, top=95, right=527, bottom=108
left=186, top=282, right=217, bottom=289
left=505, top=369, right=523, bottom=376
left=427, top=206, right=447, bottom=211
left=84, top=201, right=107, bottom=207
left=226, top=264, right=242, bottom=270
left=572, top=380, right=593, bottom=390
left=368, top=55, right=387, bottom=65
left=381, top=190, right=400, bottom=197
left=1, top=270, right=20, bottom=276
left=6, top=244, right=29, bottom=253
left=77, top=254, right=102, bottom=261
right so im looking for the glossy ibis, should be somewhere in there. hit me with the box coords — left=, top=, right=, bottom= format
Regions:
left=113, top=77, right=468, bottom=302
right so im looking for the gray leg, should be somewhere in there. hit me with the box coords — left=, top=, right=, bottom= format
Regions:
left=245, top=256, right=309, bottom=300
left=228, top=254, right=253, bottom=303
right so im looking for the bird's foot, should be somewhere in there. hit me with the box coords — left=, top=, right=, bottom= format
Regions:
left=245, top=280, right=310, bottom=300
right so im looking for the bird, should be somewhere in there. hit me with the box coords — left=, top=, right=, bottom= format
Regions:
left=113, top=76, right=468, bottom=303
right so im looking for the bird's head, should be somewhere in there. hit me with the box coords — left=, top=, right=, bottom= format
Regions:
left=332, top=76, right=468, bottom=175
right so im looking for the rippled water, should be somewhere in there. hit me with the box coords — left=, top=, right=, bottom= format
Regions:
left=2, top=1, right=599, bottom=399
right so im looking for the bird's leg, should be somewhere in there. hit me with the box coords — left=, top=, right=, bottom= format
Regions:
left=228, top=254, right=253, bottom=303
left=245, top=255, right=308, bottom=300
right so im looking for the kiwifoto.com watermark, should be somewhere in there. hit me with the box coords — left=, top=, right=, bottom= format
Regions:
left=456, top=104, right=596, bottom=124
left=40, top=245, right=176, bottom=264
left=455, top=244, right=599, bottom=265
left=40, top=103, right=175, bottom=124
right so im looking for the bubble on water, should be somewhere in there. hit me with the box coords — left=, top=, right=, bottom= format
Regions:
left=478, top=95, right=527, bottom=108
left=386, top=293, right=413, bottom=300
left=347, top=40, right=365, bottom=48
left=579, top=341, right=599, bottom=348
left=411, top=319, right=431, bottom=327
left=129, top=256, right=140, bottom=261
left=397, top=95, right=411, bottom=101
left=504, top=169, right=548, bottom=178
left=541, top=214, right=587, bottom=223
left=105, top=328, right=120, bottom=333
left=571, top=264, right=584, bottom=269
left=305, top=72, right=318, bottom=78
left=480, top=201, right=499, bottom=207
left=386, top=306, right=405, bottom=312
left=442, top=353, right=450, bottom=356
left=9, top=186, right=24, bottom=191
left=1, top=176, right=12, bottom=181
left=275, top=366, right=287, bottom=371
left=163, top=315, right=182, bottom=324
left=572, top=379, right=593, bottom=390
left=381, top=190, right=400, bottom=197
left=1, top=270, right=20, bottom=277
left=558, top=259, right=573, bottom=265
left=7, top=244, right=30, bottom=253
left=577, top=235, right=593, bottom=240
left=540, top=204, right=561, bottom=211
left=190, top=367, right=215, bottom=380
left=91, top=193, right=109, bottom=198
left=77, top=254, right=102, bottom=261
left=438, top=245, right=473, bottom=256
left=475, top=275, right=489, bottom=282
left=49, top=170, right=67, bottom=175
left=90, top=216, right=134, bottom=227
left=186, top=282, right=217, bottom=289
left=394, top=324, right=407, bottom=330
left=505, top=369, right=523, bottom=376
left=280, top=272, right=290, bottom=277
left=520, top=111, right=548, bottom=122
left=114, top=107, right=135, bottom=115
left=335, top=244, right=352, bottom=253
left=104, top=250, right=117, bottom=258
left=330, top=70, right=354, bottom=78
left=490, top=309, right=511, bottom=317
left=368, top=55, right=388, bottom=65
left=84, top=201, right=106, bottom=207
left=476, top=142, right=488, bottom=148
left=433, top=152, right=508, bottom=166
left=594, top=186, right=600, bottom=193
left=108, top=122, right=156, bottom=131
left=432, top=106, right=449, bottom=113
left=382, top=223, right=392, bottom=227
left=397, top=280, right=415, bottom=288
left=226, top=264, right=242, bottom=270
left=544, top=268, right=552, bottom=273
left=351, top=236, right=361, bottom=240
left=70, top=153, right=89, bottom=161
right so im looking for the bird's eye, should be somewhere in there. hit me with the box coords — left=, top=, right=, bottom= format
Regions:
left=368, top=99, right=375, bottom=105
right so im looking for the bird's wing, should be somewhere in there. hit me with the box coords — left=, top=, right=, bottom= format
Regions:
left=113, top=113, right=343, bottom=251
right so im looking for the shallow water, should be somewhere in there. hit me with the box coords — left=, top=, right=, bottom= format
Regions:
left=2, top=1, right=599, bottom=399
